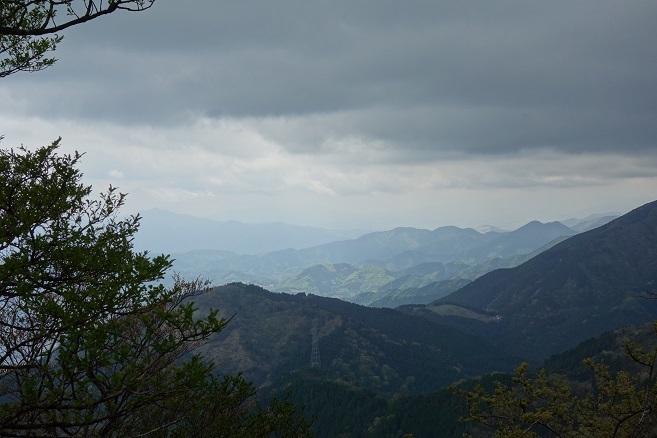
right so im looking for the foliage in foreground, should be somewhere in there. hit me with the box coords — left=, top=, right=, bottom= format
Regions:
left=455, top=322, right=657, bottom=437
left=0, top=0, right=155, bottom=77
left=0, top=141, right=311, bottom=436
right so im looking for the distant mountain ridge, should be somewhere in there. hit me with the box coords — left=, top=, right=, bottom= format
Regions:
left=133, top=208, right=367, bottom=254
left=135, top=209, right=617, bottom=258
left=560, top=212, right=620, bottom=231
left=141, top=208, right=618, bottom=308
left=167, top=220, right=579, bottom=288
left=260, top=220, right=577, bottom=305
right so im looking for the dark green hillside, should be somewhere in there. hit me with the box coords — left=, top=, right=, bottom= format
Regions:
left=263, top=368, right=520, bottom=438
left=269, top=323, right=657, bottom=438
left=542, top=322, right=657, bottom=381
left=190, top=283, right=517, bottom=394
left=264, top=368, right=471, bottom=438
left=429, top=199, right=657, bottom=360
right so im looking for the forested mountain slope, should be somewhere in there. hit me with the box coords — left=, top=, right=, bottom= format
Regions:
left=420, top=200, right=657, bottom=360
left=189, top=283, right=517, bottom=394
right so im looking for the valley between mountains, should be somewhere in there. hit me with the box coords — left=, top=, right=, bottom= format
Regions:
left=141, top=209, right=614, bottom=308
left=140, top=201, right=657, bottom=437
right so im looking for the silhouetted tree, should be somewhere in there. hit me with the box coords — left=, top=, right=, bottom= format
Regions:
left=0, top=141, right=311, bottom=436
left=0, top=0, right=155, bottom=77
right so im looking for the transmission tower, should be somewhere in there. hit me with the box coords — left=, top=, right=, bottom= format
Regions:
left=310, top=336, right=321, bottom=368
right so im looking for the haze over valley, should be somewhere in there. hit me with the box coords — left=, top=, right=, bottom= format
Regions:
left=137, top=207, right=619, bottom=307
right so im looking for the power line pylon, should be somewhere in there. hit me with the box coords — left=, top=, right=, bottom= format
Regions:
left=310, top=336, right=321, bottom=368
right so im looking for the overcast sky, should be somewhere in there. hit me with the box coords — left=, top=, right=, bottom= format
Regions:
left=1, top=1, right=656, bottom=230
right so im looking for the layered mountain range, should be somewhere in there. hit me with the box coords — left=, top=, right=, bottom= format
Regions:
left=185, top=200, right=657, bottom=374
left=159, top=213, right=612, bottom=306
left=172, top=200, right=656, bottom=436
left=178, top=201, right=649, bottom=363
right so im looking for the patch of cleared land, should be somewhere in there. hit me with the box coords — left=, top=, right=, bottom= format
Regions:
left=427, top=304, right=500, bottom=322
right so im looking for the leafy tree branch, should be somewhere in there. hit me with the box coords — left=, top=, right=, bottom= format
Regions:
left=454, top=322, right=657, bottom=437
left=0, top=0, right=155, bottom=77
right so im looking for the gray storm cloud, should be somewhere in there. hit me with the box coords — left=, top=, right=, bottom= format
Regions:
left=3, top=0, right=655, bottom=160
left=1, top=1, right=656, bottom=229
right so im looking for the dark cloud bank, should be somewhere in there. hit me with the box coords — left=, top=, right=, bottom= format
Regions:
left=4, top=1, right=656, bottom=161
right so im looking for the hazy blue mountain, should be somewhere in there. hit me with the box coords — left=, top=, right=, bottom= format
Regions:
left=133, top=208, right=367, bottom=254
left=391, top=262, right=452, bottom=278
left=360, top=236, right=571, bottom=308
left=287, top=226, right=485, bottom=266
left=419, top=199, right=657, bottom=361
left=267, top=226, right=577, bottom=307
left=361, top=250, right=466, bottom=272
left=367, top=278, right=472, bottom=308
left=454, top=234, right=573, bottom=280
left=168, top=248, right=308, bottom=284
left=474, top=224, right=510, bottom=233
left=569, top=214, right=618, bottom=233
left=166, top=220, right=580, bottom=304
left=379, top=273, right=436, bottom=291
left=464, top=220, right=576, bottom=261
left=560, top=212, right=619, bottom=230
left=280, top=221, right=574, bottom=270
